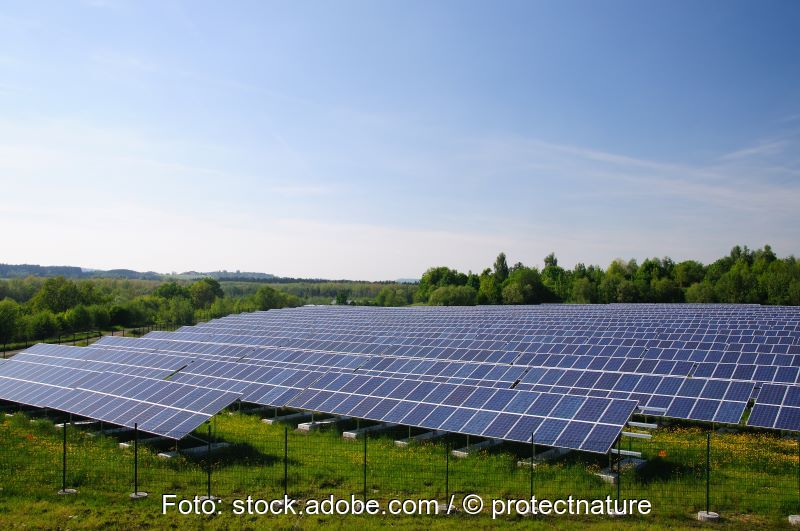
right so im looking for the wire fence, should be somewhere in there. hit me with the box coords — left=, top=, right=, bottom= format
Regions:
left=0, top=410, right=798, bottom=526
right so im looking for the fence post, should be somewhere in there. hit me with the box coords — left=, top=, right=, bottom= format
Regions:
left=706, top=431, right=710, bottom=515
left=445, top=441, right=449, bottom=503
left=617, top=435, right=621, bottom=502
left=130, top=422, right=147, bottom=499
left=284, top=425, right=288, bottom=499
left=363, top=433, right=368, bottom=501
left=530, top=431, right=535, bottom=500
left=206, top=422, right=212, bottom=500
left=58, top=414, right=76, bottom=495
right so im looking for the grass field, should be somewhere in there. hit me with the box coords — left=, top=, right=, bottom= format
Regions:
left=0, top=410, right=797, bottom=529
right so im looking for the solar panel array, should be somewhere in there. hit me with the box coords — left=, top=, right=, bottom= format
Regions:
left=0, top=343, right=238, bottom=438
left=2, top=304, right=799, bottom=447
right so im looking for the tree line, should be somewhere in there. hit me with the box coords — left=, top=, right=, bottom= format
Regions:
left=413, top=245, right=800, bottom=306
left=0, top=276, right=302, bottom=349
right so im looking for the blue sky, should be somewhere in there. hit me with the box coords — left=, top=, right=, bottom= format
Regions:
left=1, top=1, right=798, bottom=280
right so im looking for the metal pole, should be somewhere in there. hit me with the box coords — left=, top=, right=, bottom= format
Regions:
left=706, top=431, right=710, bottom=515
left=797, top=437, right=799, bottom=513
left=207, top=422, right=212, bottom=499
left=62, top=417, right=67, bottom=491
left=445, top=441, right=449, bottom=502
left=284, top=425, right=288, bottom=498
left=134, top=423, right=138, bottom=494
left=616, top=436, right=621, bottom=501
left=363, top=433, right=367, bottom=501
left=530, top=431, right=535, bottom=499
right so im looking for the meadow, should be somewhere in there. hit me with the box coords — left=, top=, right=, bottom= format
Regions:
left=0, top=409, right=797, bottom=529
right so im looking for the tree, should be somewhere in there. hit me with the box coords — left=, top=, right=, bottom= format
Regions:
left=30, top=276, right=81, bottom=313
left=26, top=310, right=59, bottom=340
left=415, top=267, right=467, bottom=302
left=503, top=267, right=547, bottom=304
left=154, top=282, right=191, bottom=299
left=189, top=278, right=224, bottom=309
left=64, top=304, right=93, bottom=333
left=253, top=285, right=288, bottom=310
left=428, top=286, right=477, bottom=306
left=335, top=291, right=350, bottom=305
left=571, top=277, right=595, bottom=304
left=0, top=299, right=21, bottom=348
left=477, top=271, right=501, bottom=305
left=493, top=253, right=509, bottom=284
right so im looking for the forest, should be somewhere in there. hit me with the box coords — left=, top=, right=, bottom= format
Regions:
left=1, top=244, right=798, bottom=349
left=414, top=245, right=800, bottom=307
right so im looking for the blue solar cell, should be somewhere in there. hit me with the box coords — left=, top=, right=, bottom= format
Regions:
left=689, top=399, right=719, bottom=421
left=421, top=405, right=457, bottom=428
left=700, top=380, right=728, bottom=400
left=482, top=413, right=521, bottom=438
left=784, top=386, right=800, bottom=407
left=555, top=421, right=593, bottom=449
left=348, top=396, right=382, bottom=418
left=666, top=397, right=695, bottom=418
left=713, top=401, right=745, bottom=424
left=678, top=379, right=705, bottom=398
left=599, top=400, right=634, bottom=425
left=462, top=387, right=496, bottom=409
left=775, top=367, right=799, bottom=384
left=483, top=389, right=516, bottom=411
left=400, top=403, right=436, bottom=426
left=533, top=418, right=568, bottom=446
left=549, top=395, right=585, bottom=420
left=382, top=401, right=417, bottom=424
left=758, top=384, right=787, bottom=405
left=505, top=416, right=543, bottom=442
left=747, top=402, right=780, bottom=428
left=526, top=393, right=561, bottom=416
left=775, top=407, right=800, bottom=431
left=503, top=392, right=537, bottom=414
left=725, top=381, right=755, bottom=402
left=573, top=397, right=608, bottom=422
left=438, top=408, right=477, bottom=432
left=460, top=410, right=498, bottom=435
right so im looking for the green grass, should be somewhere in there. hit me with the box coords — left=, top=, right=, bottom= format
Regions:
left=0, top=411, right=797, bottom=529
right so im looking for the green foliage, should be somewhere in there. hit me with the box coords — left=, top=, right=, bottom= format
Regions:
left=0, top=299, right=21, bottom=345
left=252, top=285, right=299, bottom=310
left=493, top=252, right=509, bottom=283
left=428, top=285, right=477, bottom=306
left=418, top=245, right=800, bottom=306
left=153, top=281, right=191, bottom=300
left=188, top=277, right=224, bottom=309
left=335, top=291, right=350, bottom=305
left=415, top=267, right=467, bottom=303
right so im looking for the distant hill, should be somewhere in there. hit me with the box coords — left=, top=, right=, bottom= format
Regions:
left=0, top=262, right=402, bottom=284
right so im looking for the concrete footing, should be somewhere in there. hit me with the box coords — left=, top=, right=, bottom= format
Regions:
left=262, top=412, right=312, bottom=425
left=129, top=491, right=149, bottom=499
left=89, top=426, right=134, bottom=437
left=395, top=430, right=446, bottom=447
left=596, top=457, right=647, bottom=484
left=57, top=488, right=78, bottom=495
left=158, top=442, right=230, bottom=459
left=119, top=436, right=167, bottom=449
left=297, top=417, right=349, bottom=432
left=343, top=423, right=396, bottom=439
left=516, top=447, right=572, bottom=467
left=451, top=439, right=501, bottom=457
left=697, top=511, right=720, bottom=522
left=55, top=420, right=97, bottom=429
left=789, top=515, right=800, bottom=526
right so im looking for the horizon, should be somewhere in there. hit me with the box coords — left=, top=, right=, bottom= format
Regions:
left=1, top=1, right=799, bottom=280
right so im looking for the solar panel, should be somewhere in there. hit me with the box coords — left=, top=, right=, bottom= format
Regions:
left=748, top=383, right=800, bottom=432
